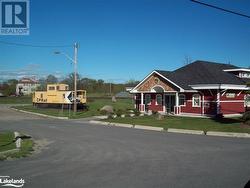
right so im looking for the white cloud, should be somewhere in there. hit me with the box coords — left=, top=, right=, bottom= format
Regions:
left=0, top=64, right=65, bottom=81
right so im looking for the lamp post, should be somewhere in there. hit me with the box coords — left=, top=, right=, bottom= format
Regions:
left=54, top=42, right=78, bottom=113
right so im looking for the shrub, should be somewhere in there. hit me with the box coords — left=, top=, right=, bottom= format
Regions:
left=116, top=109, right=123, bottom=117
left=83, top=105, right=89, bottom=111
left=242, top=111, right=250, bottom=125
left=152, top=110, right=158, bottom=115
left=125, top=113, right=130, bottom=117
left=108, top=114, right=114, bottom=119
left=133, top=109, right=140, bottom=116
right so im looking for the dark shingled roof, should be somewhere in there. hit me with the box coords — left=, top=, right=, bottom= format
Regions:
left=156, top=60, right=247, bottom=90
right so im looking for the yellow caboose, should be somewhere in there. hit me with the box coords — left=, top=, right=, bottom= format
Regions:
left=32, top=84, right=86, bottom=107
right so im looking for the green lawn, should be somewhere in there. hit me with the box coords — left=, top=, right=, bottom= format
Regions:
left=105, top=115, right=250, bottom=133
left=0, top=132, right=16, bottom=152
left=13, top=98, right=134, bottom=119
left=0, top=96, right=32, bottom=104
left=0, top=132, right=34, bottom=160
left=87, top=93, right=113, bottom=98
left=0, top=93, right=129, bottom=104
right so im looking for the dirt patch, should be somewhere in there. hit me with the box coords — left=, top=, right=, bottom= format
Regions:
left=32, top=139, right=54, bottom=155
left=240, top=123, right=250, bottom=129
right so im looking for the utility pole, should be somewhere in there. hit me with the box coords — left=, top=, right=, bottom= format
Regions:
left=54, top=42, right=79, bottom=114
left=73, top=42, right=78, bottom=113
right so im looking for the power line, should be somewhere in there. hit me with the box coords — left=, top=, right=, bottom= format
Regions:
left=190, top=0, right=250, bottom=19
left=0, top=40, right=73, bottom=48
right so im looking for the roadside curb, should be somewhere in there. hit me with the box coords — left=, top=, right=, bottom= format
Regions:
left=88, top=120, right=250, bottom=138
left=10, top=108, right=69, bottom=120
left=206, top=131, right=250, bottom=138
left=134, top=125, right=164, bottom=131
left=167, top=128, right=204, bottom=135
left=113, top=123, right=133, bottom=128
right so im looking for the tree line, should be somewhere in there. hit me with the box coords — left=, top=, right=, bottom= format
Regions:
left=0, top=73, right=139, bottom=96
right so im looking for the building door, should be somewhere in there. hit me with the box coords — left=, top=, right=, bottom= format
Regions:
left=165, top=94, right=176, bottom=113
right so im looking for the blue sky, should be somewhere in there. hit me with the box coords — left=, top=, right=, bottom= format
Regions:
left=0, top=0, right=250, bottom=83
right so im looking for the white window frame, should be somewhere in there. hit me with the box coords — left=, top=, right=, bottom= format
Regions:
left=179, top=94, right=186, bottom=106
left=192, top=94, right=201, bottom=107
left=155, top=94, right=163, bottom=105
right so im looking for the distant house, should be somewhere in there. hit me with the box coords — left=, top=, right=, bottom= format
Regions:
left=130, top=60, right=250, bottom=116
left=125, top=87, right=134, bottom=92
left=16, top=78, right=39, bottom=96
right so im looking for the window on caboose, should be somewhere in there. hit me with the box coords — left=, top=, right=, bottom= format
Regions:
left=49, top=86, right=55, bottom=90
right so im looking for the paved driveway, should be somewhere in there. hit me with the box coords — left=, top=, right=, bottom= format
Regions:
left=0, top=105, right=250, bottom=188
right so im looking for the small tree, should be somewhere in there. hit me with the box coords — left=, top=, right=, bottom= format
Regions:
left=242, top=111, right=250, bottom=125
left=2, top=79, right=18, bottom=96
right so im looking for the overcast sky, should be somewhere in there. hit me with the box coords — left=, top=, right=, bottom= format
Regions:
left=0, top=0, right=249, bottom=83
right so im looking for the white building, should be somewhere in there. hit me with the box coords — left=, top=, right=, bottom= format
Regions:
left=16, top=78, right=39, bottom=96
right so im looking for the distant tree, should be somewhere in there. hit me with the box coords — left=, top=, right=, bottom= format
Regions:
left=61, top=73, right=80, bottom=90
left=2, top=79, right=18, bottom=96
left=46, top=75, right=58, bottom=84
left=113, top=83, right=125, bottom=94
left=7, top=79, right=18, bottom=85
left=97, top=79, right=104, bottom=85
left=125, top=79, right=140, bottom=87
left=36, top=75, right=58, bottom=91
left=60, top=74, right=133, bottom=95
left=36, top=78, right=46, bottom=91
left=79, top=78, right=97, bottom=92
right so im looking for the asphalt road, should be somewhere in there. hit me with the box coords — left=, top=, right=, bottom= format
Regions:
left=0, top=105, right=250, bottom=188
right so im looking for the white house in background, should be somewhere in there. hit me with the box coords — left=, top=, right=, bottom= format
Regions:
left=16, top=77, right=39, bottom=95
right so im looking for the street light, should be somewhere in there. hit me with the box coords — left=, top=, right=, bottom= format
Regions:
left=54, top=42, right=78, bottom=113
